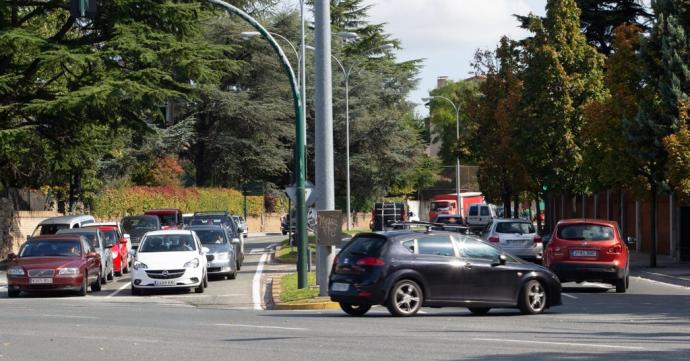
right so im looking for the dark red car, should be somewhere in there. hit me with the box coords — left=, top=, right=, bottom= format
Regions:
left=544, top=219, right=635, bottom=293
left=6, top=235, right=102, bottom=297
left=88, top=225, right=129, bottom=276
left=145, top=208, right=183, bottom=230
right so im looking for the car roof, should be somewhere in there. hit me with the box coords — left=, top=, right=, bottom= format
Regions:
left=143, top=230, right=194, bottom=236
left=56, top=229, right=98, bottom=234
left=123, top=215, right=159, bottom=221
left=185, top=225, right=226, bottom=231
left=38, top=215, right=95, bottom=225
left=194, top=211, right=229, bottom=216
left=355, top=230, right=460, bottom=241
left=145, top=209, right=180, bottom=214
left=85, top=222, right=118, bottom=227
left=29, top=234, right=84, bottom=241
left=557, top=219, right=618, bottom=227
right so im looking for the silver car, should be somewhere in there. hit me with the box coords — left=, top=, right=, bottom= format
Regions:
left=480, top=219, right=543, bottom=262
left=232, top=215, right=248, bottom=236
left=186, top=225, right=238, bottom=280
left=57, top=228, right=115, bottom=284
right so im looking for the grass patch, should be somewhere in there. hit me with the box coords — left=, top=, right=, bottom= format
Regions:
left=279, top=272, right=320, bottom=303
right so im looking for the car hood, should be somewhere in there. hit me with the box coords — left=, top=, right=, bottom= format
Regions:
left=14, top=257, right=82, bottom=269
left=135, top=251, right=201, bottom=269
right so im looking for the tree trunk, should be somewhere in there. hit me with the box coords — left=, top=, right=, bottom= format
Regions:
left=513, top=195, right=519, bottom=219
left=503, top=193, right=512, bottom=218
left=650, top=185, right=657, bottom=268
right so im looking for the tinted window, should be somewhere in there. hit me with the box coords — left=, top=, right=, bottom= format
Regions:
left=34, top=224, right=70, bottom=236
left=460, top=238, right=501, bottom=260
left=157, top=214, right=178, bottom=227
left=20, top=240, right=82, bottom=257
left=340, top=236, right=387, bottom=258
left=418, top=236, right=455, bottom=257
left=101, top=230, right=118, bottom=246
left=122, top=217, right=159, bottom=232
left=401, top=239, right=415, bottom=253
left=139, top=234, right=196, bottom=252
left=431, top=202, right=451, bottom=211
left=469, top=206, right=478, bottom=216
left=496, top=222, right=535, bottom=234
left=480, top=207, right=490, bottom=216
left=558, top=224, right=614, bottom=241
left=194, top=230, right=228, bottom=245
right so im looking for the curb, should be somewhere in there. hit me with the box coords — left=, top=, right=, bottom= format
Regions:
left=269, top=272, right=339, bottom=311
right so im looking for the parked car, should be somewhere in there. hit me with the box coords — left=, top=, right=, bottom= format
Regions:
left=84, top=225, right=129, bottom=276
left=144, top=208, right=183, bottom=230
left=190, top=212, right=244, bottom=267
left=129, top=230, right=209, bottom=295
left=57, top=228, right=114, bottom=284
left=121, top=215, right=161, bottom=250
left=481, top=219, right=543, bottom=263
left=329, top=230, right=562, bottom=316
left=544, top=219, right=634, bottom=293
left=186, top=225, right=238, bottom=279
left=466, top=204, right=497, bottom=232
left=5, top=234, right=102, bottom=297
left=31, top=215, right=96, bottom=237
left=232, top=215, right=248, bottom=236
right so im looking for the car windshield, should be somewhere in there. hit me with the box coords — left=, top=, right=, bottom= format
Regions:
left=496, top=222, right=535, bottom=234
left=193, top=230, right=227, bottom=245
left=57, top=231, right=100, bottom=249
left=20, top=240, right=82, bottom=257
left=431, top=202, right=451, bottom=211
left=101, top=230, right=118, bottom=246
left=156, top=214, right=177, bottom=227
left=139, top=234, right=196, bottom=252
left=122, top=217, right=158, bottom=232
left=468, top=206, right=478, bottom=216
left=436, top=216, right=462, bottom=224
left=190, top=217, right=225, bottom=227
left=340, top=236, right=387, bottom=258
left=558, top=224, right=614, bottom=241
left=33, top=224, right=70, bottom=237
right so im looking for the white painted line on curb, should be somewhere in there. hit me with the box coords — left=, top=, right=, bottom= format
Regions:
left=106, top=282, right=131, bottom=298
left=631, top=276, right=689, bottom=289
left=215, top=323, right=307, bottom=331
left=562, top=293, right=578, bottom=299
left=42, top=314, right=99, bottom=320
left=252, top=252, right=268, bottom=310
left=641, top=271, right=690, bottom=282
left=473, top=338, right=645, bottom=350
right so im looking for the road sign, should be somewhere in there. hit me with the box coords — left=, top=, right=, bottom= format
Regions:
left=285, top=181, right=316, bottom=206
left=242, top=181, right=264, bottom=196
left=316, top=210, right=342, bottom=246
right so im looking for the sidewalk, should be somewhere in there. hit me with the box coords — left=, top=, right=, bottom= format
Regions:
left=630, top=251, right=690, bottom=288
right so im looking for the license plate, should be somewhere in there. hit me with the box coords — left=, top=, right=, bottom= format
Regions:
left=331, top=282, right=349, bottom=292
left=571, top=250, right=597, bottom=257
left=154, top=280, right=176, bottom=286
left=508, top=239, right=526, bottom=244
left=29, top=278, right=52, bottom=284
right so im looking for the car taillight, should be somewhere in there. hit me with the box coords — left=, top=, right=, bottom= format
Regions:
left=488, top=236, right=499, bottom=243
left=356, top=257, right=385, bottom=266
left=533, top=236, right=543, bottom=243
left=332, top=255, right=339, bottom=272
left=608, top=245, right=622, bottom=254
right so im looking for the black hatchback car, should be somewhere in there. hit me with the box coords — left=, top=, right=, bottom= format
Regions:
left=329, top=230, right=562, bottom=317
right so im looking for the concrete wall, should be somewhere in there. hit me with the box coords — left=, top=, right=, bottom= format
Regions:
left=0, top=197, right=60, bottom=258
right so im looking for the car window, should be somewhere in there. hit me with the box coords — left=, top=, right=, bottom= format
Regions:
left=102, top=230, right=118, bottom=246
left=340, top=236, right=387, bottom=258
left=418, top=236, right=455, bottom=257
left=193, top=229, right=228, bottom=245
left=459, top=237, right=502, bottom=261
left=468, top=205, right=478, bottom=216
left=431, top=202, right=451, bottom=211
left=401, top=239, right=416, bottom=254
left=496, top=222, right=535, bottom=234
left=20, top=240, right=82, bottom=257
left=82, top=239, right=94, bottom=254
left=33, top=224, right=70, bottom=237
left=139, top=234, right=197, bottom=252
left=480, top=206, right=490, bottom=216
left=558, top=224, right=614, bottom=241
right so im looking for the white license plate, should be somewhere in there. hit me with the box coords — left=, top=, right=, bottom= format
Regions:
left=508, top=239, right=526, bottom=244
left=29, top=278, right=53, bottom=284
left=331, top=282, right=350, bottom=292
left=154, top=280, right=176, bottom=286
left=571, top=250, right=597, bottom=257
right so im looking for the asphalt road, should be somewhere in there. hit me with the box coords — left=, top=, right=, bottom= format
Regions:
left=1, top=235, right=689, bottom=361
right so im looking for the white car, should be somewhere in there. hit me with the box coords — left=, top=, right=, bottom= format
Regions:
left=130, top=230, right=209, bottom=295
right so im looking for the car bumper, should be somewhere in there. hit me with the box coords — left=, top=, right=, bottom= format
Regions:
left=207, top=259, right=233, bottom=274
left=8, top=275, right=84, bottom=292
left=130, top=268, right=202, bottom=288
left=503, top=247, right=543, bottom=261
left=328, top=276, right=386, bottom=305
left=550, top=262, right=625, bottom=282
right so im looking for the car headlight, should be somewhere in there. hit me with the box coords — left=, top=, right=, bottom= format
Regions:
left=184, top=258, right=200, bottom=268
left=112, top=252, right=118, bottom=259
left=58, top=268, right=79, bottom=276
left=133, top=261, right=148, bottom=270
left=7, top=267, right=25, bottom=276
left=214, top=253, right=229, bottom=260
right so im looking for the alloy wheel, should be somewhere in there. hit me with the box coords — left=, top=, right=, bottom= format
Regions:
left=388, top=280, right=422, bottom=316
left=527, top=281, right=545, bottom=313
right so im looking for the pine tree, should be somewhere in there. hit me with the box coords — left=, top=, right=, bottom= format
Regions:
left=576, top=0, right=651, bottom=54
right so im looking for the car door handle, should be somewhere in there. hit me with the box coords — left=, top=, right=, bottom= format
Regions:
left=464, top=262, right=473, bottom=270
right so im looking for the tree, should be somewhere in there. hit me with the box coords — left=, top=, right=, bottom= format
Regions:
left=576, top=0, right=651, bottom=55
left=626, top=0, right=690, bottom=266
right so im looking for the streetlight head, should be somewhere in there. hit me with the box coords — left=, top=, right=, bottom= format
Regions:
left=240, top=31, right=260, bottom=40
left=336, top=31, right=359, bottom=40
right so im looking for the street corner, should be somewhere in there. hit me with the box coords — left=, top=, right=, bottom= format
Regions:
left=267, top=271, right=338, bottom=311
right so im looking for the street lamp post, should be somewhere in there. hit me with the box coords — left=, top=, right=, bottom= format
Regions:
left=211, top=0, right=308, bottom=289
left=425, top=95, right=463, bottom=218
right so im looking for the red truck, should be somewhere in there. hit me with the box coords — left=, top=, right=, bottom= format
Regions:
left=428, top=192, right=484, bottom=222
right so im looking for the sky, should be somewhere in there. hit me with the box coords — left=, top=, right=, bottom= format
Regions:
left=363, top=0, right=547, bottom=116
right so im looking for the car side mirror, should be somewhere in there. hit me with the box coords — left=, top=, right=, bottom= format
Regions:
left=231, top=238, right=241, bottom=245
left=86, top=252, right=99, bottom=259
left=626, top=237, right=637, bottom=249
left=492, top=254, right=507, bottom=267
left=7, top=252, right=16, bottom=261
left=202, top=247, right=210, bottom=254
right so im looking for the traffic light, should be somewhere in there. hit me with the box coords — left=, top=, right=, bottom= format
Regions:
left=70, top=0, right=97, bottom=19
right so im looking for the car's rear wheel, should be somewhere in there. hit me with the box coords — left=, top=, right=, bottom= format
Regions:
left=615, top=276, right=628, bottom=293
left=339, top=303, right=371, bottom=316
left=100, top=270, right=107, bottom=285
left=91, top=272, right=102, bottom=292
left=519, top=280, right=546, bottom=314
left=77, top=273, right=88, bottom=296
left=228, top=265, right=237, bottom=280
left=386, top=280, right=423, bottom=317
left=7, top=288, right=20, bottom=298
left=107, top=267, right=114, bottom=281
left=468, top=307, right=491, bottom=315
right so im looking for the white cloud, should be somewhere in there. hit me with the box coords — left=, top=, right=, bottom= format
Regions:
left=363, top=0, right=547, bottom=115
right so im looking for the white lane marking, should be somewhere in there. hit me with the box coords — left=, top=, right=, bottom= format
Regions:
left=158, top=293, right=246, bottom=298
left=215, top=323, right=307, bottom=331
left=249, top=248, right=265, bottom=254
left=641, top=271, right=690, bottom=282
left=562, top=293, right=578, bottom=299
left=41, top=314, right=99, bottom=320
left=473, top=338, right=645, bottom=350
left=106, top=282, right=131, bottom=298
left=252, top=253, right=269, bottom=310
left=631, top=276, right=690, bottom=289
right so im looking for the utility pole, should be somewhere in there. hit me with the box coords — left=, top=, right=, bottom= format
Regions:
left=314, top=0, right=335, bottom=296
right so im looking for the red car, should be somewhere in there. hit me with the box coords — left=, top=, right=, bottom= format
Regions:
left=5, top=235, right=102, bottom=297
left=86, top=225, right=129, bottom=276
left=544, top=219, right=636, bottom=293
left=145, top=208, right=183, bottom=230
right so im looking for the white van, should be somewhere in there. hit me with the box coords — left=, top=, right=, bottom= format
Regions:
left=466, top=204, right=497, bottom=231
left=31, top=215, right=96, bottom=237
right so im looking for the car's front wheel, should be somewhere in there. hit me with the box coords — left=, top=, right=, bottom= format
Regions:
left=386, top=280, right=423, bottom=317
left=195, top=276, right=206, bottom=294
left=339, top=303, right=371, bottom=316
left=519, top=280, right=546, bottom=314
left=7, top=288, right=20, bottom=298
left=77, top=273, right=88, bottom=296
left=91, top=272, right=102, bottom=292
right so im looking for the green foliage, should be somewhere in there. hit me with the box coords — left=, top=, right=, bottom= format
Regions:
left=279, top=272, right=319, bottom=303
left=575, top=0, right=651, bottom=55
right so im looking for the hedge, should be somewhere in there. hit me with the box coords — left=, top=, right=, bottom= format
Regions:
left=92, top=186, right=281, bottom=218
